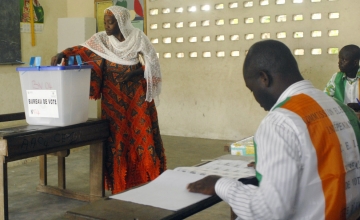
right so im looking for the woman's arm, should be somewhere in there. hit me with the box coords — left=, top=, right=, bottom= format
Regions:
left=50, top=46, right=105, bottom=100
left=50, top=46, right=88, bottom=66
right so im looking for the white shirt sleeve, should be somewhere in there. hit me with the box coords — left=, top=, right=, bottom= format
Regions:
left=215, top=111, right=302, bottom=220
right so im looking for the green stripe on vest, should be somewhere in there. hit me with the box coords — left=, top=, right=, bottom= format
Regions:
left=332, top=99, right=360, bottom=152
left=253, top=140, right=262, bottom=183
left=254, top=97, right=292, bottom=183
left=334, top=72, right=346, bottom=103
left=274, top=97, right=291, bottom=109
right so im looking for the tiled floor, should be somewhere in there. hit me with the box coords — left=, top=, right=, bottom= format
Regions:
left=7, top=135, right=235, bottom=220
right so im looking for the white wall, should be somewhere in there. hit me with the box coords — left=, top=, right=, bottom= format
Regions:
left=66, top=0, right=94, bottom=18
left=147, top=0, right=360, bottom=140
left=0, top=0, right=68, bottom=115
left=1, top=0, right=360, bottom=142
left=0, top=0, right=97, bottom=118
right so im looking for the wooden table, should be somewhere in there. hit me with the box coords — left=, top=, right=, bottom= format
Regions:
left=65, top=155, right=254, bottom=220
left=0, top=118, right=109, bottom=220
left=65, top=159, right=360, bottom=220
left=66, top=194, right=222, bottom=220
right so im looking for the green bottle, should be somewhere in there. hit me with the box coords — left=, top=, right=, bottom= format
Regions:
left=33, top=5, right=44, bottom=23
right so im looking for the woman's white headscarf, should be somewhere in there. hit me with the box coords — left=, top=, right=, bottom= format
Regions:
left=81, top=6, right=161, bottom=104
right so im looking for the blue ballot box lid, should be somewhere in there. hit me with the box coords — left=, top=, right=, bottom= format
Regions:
left=16, top=65, right=93, bottom=71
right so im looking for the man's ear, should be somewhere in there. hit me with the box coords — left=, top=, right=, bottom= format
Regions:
left=259, top=71, right=271, bottom=87
left=353, top=59, right=360, bottom=66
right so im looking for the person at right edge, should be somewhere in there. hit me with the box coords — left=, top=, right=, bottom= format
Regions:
left=187, top=40, right=360, bottom=219
left=324, top=44, right=360, bottom=112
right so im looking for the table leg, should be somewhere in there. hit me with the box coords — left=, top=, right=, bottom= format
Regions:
left=48, top=150, right=68, bottom=189
left=39, top=155, right=47, bottom=186
left=89, top=142, right=104, bottom=200
left=0, top=156, right=8, bottom=220
left=230, top=208, right=237, bottom=220
left=58, top=156, right=66, bottom=189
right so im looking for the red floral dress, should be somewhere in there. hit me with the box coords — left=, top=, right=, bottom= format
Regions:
left=62, top=46, right=166, bottom=194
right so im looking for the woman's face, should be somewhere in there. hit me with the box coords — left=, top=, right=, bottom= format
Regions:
left=104, top=15, right=121, bottom=36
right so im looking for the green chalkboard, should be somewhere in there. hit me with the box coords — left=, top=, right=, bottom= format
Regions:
left=0, top=0, right=21, bottom=65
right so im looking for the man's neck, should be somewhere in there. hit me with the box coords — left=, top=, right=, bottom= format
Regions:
left=346, top=69, right=359, bottom=78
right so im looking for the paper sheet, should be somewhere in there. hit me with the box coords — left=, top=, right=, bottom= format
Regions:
left=174, top=159, right=255, bottom=179
left=109, top=170, right=211, bottom=211
left=110, top=159, right=256, bottom=211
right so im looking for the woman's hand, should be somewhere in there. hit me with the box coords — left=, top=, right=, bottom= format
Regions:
left=50, top=53, right=65, bottom=66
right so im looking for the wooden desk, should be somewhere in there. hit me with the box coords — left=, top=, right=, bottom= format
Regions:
left=0, top=119, right=109, bottom=220
left=65, top=155, right=254, bottom=220
left=66, top=194, right=221, bottom=220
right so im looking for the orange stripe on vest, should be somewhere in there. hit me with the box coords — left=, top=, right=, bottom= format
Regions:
left=280, top=94, right=346, bottom=219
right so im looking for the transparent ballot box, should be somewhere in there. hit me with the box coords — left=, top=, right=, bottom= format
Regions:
left=16, top=65, right=92, bottom=126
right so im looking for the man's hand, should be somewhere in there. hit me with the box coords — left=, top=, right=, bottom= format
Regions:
left=187, top=175, right=221, bottom=195
left=247, top=161, right=256, bottom=169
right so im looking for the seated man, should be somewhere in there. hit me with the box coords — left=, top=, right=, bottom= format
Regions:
left=188, top=40, right=360, bottom=219
left=324, top=44, right=360, bottom=111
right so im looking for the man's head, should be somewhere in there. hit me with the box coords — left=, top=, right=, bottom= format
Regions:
left=243, top=40, right=303, bottom=111
left=338, top=45, right=360, bottom=77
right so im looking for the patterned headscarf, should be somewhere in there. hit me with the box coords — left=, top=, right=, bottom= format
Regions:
left=104, top=8, right=113, bottom=16
left=82, top=6, right=162, bottom=104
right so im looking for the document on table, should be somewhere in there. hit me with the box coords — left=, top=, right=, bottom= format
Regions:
left=109, top=159, right=255, bottom=211
left=174, top=159, right=255, bottom=179
left=109, top=169, right=211, bottom=211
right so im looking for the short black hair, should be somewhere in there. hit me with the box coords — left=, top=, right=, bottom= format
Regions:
left=340, top=44, right=360, bottom=60
left=243, top=40, right=301, bottom=79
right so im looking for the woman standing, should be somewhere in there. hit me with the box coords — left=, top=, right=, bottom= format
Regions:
left=51, top=6, right=166, bottom=194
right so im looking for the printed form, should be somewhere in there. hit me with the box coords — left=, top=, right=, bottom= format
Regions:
left=110, top=159, right=255, bottom=211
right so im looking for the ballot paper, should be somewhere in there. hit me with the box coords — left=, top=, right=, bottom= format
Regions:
left=109, top=170, right=211, bottom=211
left=174, top=159, right=255, bottom=179
left=109, top=160, right=256, bottom=211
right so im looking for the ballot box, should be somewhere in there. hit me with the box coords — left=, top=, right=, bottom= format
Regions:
left=16, top=65, right=92, bottom=126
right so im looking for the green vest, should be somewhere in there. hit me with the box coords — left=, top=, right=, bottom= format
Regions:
left=333, top=72, right=346, bottom=103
